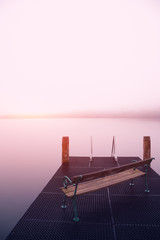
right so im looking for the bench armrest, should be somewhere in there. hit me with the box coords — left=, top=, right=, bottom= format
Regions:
left=63, top=176, right=72, bottom=189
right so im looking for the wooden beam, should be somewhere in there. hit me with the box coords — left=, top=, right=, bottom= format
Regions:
left=143, top=136, right=151, bottom=160
left=61, top=169, right=145, bottom=197
left=72, top=158, right=154, bottom=183
left=62, top=136, right=69, bottom=164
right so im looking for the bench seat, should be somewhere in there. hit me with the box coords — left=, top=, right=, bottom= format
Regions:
left=61, top=168, right=145, bottom=197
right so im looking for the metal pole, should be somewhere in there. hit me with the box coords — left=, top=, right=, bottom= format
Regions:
left=90, top=136, right=93, bottom=162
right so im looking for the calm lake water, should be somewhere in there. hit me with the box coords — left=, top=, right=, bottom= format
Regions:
left=0, top=117, right=160, bottom=240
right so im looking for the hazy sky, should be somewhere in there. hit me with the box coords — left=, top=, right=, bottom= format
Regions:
left=0, top=0, right=160, bottom=117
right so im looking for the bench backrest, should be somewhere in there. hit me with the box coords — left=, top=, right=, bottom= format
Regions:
left=72, top=158, right=154, bottom=184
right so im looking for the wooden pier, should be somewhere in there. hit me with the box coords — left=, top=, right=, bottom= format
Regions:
left=6, top=137, right=160, bottom=240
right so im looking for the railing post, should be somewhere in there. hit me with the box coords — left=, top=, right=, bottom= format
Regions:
left=62, top=136, right=69, bottom=164
left=90, top=136, right=93, bottom=162
left=143, top=136, right=151, bottom=160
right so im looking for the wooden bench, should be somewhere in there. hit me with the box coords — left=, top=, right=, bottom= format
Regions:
left=60, top=158, right=154, bottom=222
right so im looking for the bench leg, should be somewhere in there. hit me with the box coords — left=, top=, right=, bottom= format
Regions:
left=73, top=180, right=81, bottom=222
left=61, top=194, right=67, bottom=208
left=73, top=195, right=79, bottom=222
left=72, top=176, right=82, bottom=222
left=130, top=167, right=136, bottom=186
left=145, top=164, right=150, bottom=193
left=129, top=179, right=134, bottom=186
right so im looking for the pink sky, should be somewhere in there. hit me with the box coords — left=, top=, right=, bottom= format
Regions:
left=0, top=0, right=160, bottom=117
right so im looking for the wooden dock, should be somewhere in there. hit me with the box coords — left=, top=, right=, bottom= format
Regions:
left=6, top=156, right=160, bottom=240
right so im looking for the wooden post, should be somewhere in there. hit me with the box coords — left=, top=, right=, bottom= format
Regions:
left=62, top=136, right=69, bottom=164
left=143, top=136, right=151, bottom=160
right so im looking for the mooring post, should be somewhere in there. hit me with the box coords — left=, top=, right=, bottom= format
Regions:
left=62, top=136, right=69, bottom=164
left=111, top=136, right=115, bottom=157
left=143, top=136, right=151, bottom=160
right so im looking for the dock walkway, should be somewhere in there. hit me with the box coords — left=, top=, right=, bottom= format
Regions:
left=6, top=157, right=160, bottom=240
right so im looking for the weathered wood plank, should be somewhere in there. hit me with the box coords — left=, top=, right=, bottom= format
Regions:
left=61, top=169, right=145, bottom=197
left=62, top=169, right=140, bottom=192
left=72, top=158, right=154, bottom=183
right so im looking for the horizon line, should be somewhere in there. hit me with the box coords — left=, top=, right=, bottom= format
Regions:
left=0, top=113, right=160, bottom=119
